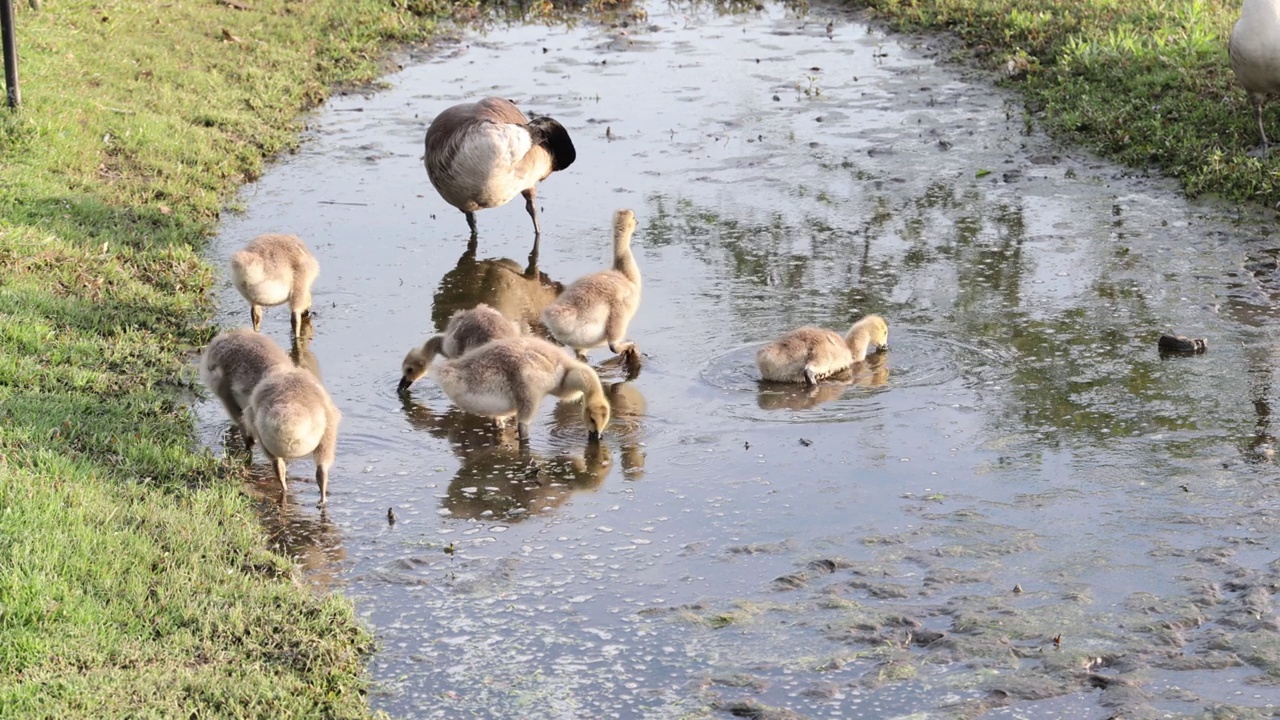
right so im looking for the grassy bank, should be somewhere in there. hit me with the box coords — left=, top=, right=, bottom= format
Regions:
left=846, top=0, right=1280, bottom=205
left=0, top=1, right=443, bottom=716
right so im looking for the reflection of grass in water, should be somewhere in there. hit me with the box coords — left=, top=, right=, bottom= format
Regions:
left=846, top=0, right=1280, bottom=204
left=400, top=0, right=805, bottom=28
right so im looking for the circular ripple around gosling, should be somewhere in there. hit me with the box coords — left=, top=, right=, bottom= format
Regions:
left=699, top=327, right=1018, bottom=424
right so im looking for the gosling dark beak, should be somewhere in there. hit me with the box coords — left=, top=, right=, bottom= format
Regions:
left=588, top=430, right=603, bottom=442
left=397, top=377, right=412, bottom=393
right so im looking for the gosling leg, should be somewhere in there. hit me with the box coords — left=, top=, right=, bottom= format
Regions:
left=272, top=456, right=289, bottom=495
left=250, top=304, right=263, bottom=332
left=237, top=420, right=255, bottom=453
left=515, top=391, right=540, bottom=445
left=608, top=341, right=641, bottom=378
left=315, top=464, right=329, bottom=506
left=803, top=367, right=819, bottom=387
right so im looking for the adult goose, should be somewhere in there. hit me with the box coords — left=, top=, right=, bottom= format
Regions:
left=1230, top=0, right=1280, bottom=154
left=424, top=97, right=576, bottom=244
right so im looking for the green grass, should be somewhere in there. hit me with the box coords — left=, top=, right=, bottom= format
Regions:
left=847, top=0, right=1280, bottom=204
left=0, top=1, right=443, bottom=716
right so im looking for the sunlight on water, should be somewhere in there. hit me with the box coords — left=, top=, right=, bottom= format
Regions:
left=195, top=0, right=1280, bottom=717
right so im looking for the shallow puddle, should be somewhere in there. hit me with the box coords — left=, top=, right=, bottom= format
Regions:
left=200, top=1, right=1280, bottom=717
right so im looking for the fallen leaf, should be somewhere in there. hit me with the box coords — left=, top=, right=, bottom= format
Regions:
left=220, top=28, right=241, bottom=43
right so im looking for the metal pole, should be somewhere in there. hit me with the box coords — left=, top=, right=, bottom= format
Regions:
left=1, top=0, right=18, bottom=108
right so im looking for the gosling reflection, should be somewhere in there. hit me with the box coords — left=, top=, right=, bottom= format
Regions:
left=554, top=380, right=647, bottom=479
left=432, top=243, right=563, bottom=339
left=290, top=315, right=322, bottom=382
left=444, top=441, right=612, bottom=521
left=243, top=466, right=347, bottom=591
left=399, top=394, right=510, bottom=450
left=756, top=352, right=890, bottom=411
left=399, top=395, right=614, bottom=521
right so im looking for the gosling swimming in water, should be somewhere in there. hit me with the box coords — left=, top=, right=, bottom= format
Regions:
left=424, top=97, right=576, bottom=239
left=242, top=364, right=341, bottom=505
left=399, top=303, right=523, bottom=391
left=199, top=329, right=292, bottom=451
left=756, top=314, right=889, bottom=386
left=541, top=209, right=641, bottom=370
left=410, top=336, right=611, bottom=442
left=230, top=233, right=320, bottom=338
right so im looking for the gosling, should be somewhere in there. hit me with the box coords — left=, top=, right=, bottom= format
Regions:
left=756, top=315, right=890, bottom=386
left=1229, top=0, right=1280, bottom=154
left=541, top=209, right=641, bottom=368
left=423, top=336, right=611, bottom=442
left=424, top=97, right=576, bottom=238
left=199, top=329, right=292, bottom=451
left=230, top=233, right=320, bottom=338
left=399, top=303, right=522, bottom=391
left=241, top=365, right=341, bottom=504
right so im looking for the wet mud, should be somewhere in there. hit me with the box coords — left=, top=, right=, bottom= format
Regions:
left=198, top=1, right=1280, bottom=717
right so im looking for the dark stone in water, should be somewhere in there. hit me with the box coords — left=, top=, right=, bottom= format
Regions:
left=711, top=673, right=771, bottom=692
left=714, top=699, right=806, bottom=720
left=799, top=681, right=841, bottom=699
left=913, top=629, right=946, bottom=646
left=1158, top=334, right=1207, bottom=354
left=806, top=557, right=853, bottom=573
left=771, top=573, right=808, bottom=591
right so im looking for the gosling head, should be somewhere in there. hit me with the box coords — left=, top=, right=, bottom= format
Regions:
left=583, top=396, right=611, bottom=441
left=863, top=314, right=890, bottom=352
left=399, top=336, right=444, bottom=392
left=614, top=208, right=637, bottom=235
left=398, top=347, right=429, bottom=393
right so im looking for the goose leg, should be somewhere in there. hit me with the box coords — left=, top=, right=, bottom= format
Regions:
left=528, top=234, right=540, bottom=270
left=1255, top=99, right=1271, bottom=157
left=522, top=187, right=541, bottom=237
left=465, top=211, right=477, bottom=238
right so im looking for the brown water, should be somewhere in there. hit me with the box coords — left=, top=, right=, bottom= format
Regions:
left=199, top=2, right=1280, bottom=717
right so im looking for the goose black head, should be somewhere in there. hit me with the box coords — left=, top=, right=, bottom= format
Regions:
left=528, top=116, right=577, bottom=172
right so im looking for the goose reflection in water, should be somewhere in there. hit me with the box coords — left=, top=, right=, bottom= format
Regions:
left=399, top=395, right=618, bottom=521
left=243, top=466, right=347, bottom=592
left=756, top=351, right=890, bottom=411
left=432, top=242, right=563, bottom=341
left=290, top=315, right=322, bottom=382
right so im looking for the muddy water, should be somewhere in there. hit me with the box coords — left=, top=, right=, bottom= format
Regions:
left=199, top=2, right=1280, bottom=717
